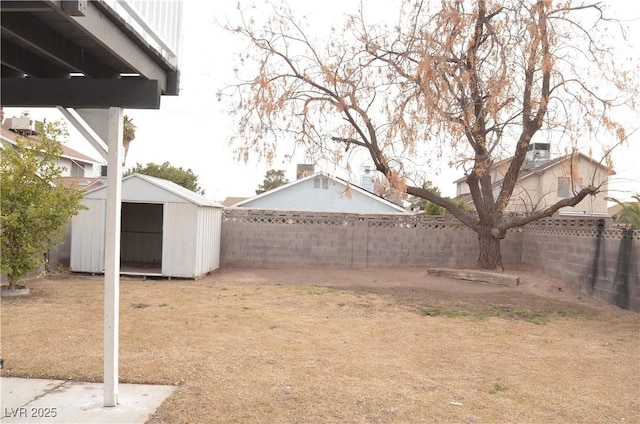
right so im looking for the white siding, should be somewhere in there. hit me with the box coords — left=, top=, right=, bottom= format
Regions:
left=70, top=198, right=106, bottom=273
left=241, top=176, right=405, bottom=213
left=195, top=206, right=222, bottom=276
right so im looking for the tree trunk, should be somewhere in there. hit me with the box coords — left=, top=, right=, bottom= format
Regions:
left=476, top=225, right=503, bottom=270
left=8, top=277, right=16, bottom=291
left=123, top=139, right=130, bottom=166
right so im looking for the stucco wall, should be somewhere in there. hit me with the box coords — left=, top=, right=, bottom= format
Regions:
left=533, top=157, right=609, bottom=213
left=456, top=156, right=610, bottom=214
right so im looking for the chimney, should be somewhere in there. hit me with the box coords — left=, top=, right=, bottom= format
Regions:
left=296, top=164, right=314, bottom=179
left=360, top=166, right=373, bottom=192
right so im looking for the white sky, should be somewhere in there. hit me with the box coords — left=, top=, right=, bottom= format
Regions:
left=3, top=0, right=639, bottom=202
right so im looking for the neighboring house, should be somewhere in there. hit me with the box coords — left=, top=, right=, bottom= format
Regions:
left=454, top=143, right=614, bottom=215
left=231, top=171, right=409, bottom=214
left=71, top=173, right=224, bottom=279
left=1, top=112, right=104, bottom=181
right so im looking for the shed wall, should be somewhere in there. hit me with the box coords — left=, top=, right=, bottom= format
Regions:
left=194, top=207, right=222, bottom=276
left=70, top=198, right=106, bottom=273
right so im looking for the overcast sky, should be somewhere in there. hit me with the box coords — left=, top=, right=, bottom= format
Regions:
left=4, top=0, right=639, bottom=202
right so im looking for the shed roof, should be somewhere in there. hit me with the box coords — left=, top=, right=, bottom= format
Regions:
left=84, top=173, right=223, bottom=208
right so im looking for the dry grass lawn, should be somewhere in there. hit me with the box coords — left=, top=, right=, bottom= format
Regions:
left=1, top=268, right=639, bottom=423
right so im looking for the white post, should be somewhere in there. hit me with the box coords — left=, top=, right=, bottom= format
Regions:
left=103, top=107, right=124, bottom=407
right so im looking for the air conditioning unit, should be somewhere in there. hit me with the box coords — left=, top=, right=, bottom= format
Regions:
left=10, top=112, right=37, bottom=135
left=524, top=142, right=551, bottom=168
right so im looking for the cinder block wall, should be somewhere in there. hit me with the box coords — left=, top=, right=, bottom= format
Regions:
left=221, top=210, right=522, bottom=269
left=243, top=220, right=355, bottom=268
left=364, top=220, right=522, bottom=267
left=221, top=210, right=638, bottom=312
left=221, top=212, right=356, bottom=268
left=521, top=219, right=640, bottom=311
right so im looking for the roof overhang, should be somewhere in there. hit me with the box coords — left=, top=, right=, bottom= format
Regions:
left=1, top=0, right=181, bottom=109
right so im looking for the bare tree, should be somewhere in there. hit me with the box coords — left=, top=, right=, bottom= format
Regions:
left=220, top=0, right=638, bottom=269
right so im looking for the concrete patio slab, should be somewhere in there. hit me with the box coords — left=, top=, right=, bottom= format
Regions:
left=0, top=377, right=175, bottom=423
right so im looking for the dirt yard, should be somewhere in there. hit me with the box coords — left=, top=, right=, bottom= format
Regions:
left=1, top=266, right=638, bottom=423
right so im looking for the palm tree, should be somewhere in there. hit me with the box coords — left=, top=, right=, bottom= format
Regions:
left=607, top=194, right=640, bottom=229
left=123, top=115, right=136, bottom=165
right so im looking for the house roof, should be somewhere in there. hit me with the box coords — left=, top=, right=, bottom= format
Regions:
left=222, top=196, right=249, bottom=207
left=608, top=203, right=624, bottom=216
left=231, top=171, right=408, bottom=213
left=83, top=173, right=224, bottom=208
left=518, top=152, right=615, bottom=179
left=56, top=177, right=104, bottom=192
left=454, top=152, right=615, bottom=185
left=1, top=124, right=102, bottom=165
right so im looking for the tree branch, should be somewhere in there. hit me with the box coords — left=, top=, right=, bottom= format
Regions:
left=500, top=185, right=598, bottom=230
left=406, top=185, right=478, bottom=229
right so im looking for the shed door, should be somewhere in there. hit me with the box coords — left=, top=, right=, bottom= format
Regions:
left=120, top=202, right=163, bottom=267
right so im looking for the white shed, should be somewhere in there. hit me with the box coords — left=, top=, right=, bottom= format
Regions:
left=70, top=174, right=223, bottom=279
